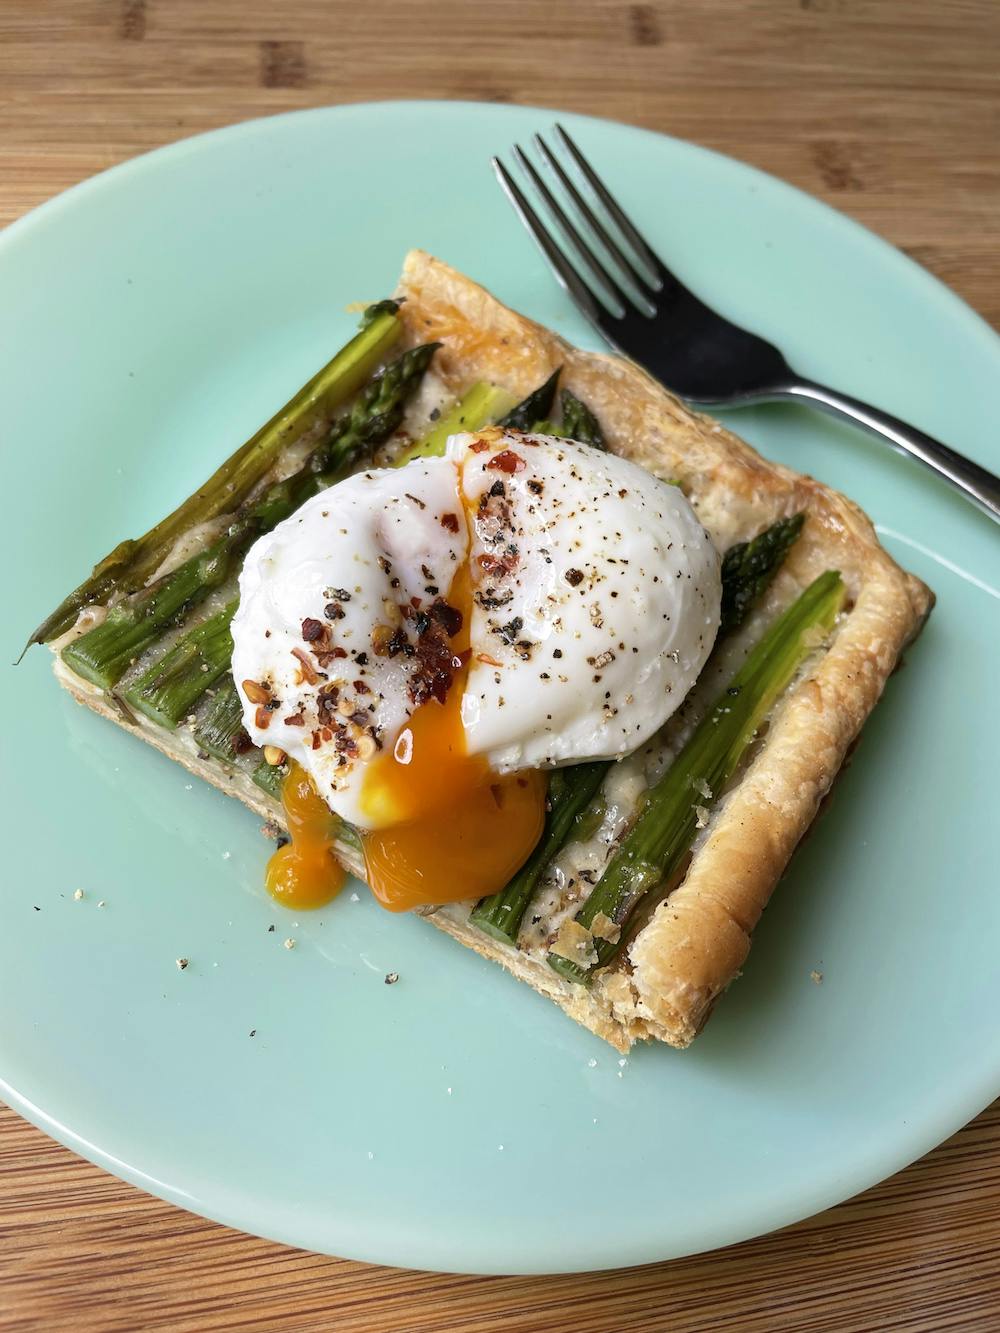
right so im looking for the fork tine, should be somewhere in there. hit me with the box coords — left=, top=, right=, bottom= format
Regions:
left=511, top=145, right=635, bottom=316
left=554, top=124, right=670, bottom=285
left=533, top=132, right=660, bottom=298
left=490, top=157, right=603, bottom=324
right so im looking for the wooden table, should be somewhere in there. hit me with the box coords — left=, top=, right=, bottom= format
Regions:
left=2, top=3, right=998, bottom=1328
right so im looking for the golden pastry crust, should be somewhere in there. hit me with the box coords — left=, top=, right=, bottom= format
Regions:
left=53, top=250, right=932, bottom=1052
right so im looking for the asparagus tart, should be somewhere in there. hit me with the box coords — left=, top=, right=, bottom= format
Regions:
left=38, top=251, right=933, bottom=1050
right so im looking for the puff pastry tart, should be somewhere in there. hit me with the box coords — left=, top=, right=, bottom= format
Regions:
left=39, top=251, right=932, bottom=1050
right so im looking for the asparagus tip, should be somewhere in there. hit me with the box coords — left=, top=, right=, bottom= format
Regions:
left=359, top=299, right=401, bottom=328
left=499, top=368, right=562, bottom=431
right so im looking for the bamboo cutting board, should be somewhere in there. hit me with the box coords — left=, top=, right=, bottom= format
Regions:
left=3, top=2, right=1000, bottom=1329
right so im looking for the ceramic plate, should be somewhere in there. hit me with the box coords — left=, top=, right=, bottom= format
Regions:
left=1, top=102, right=998, bottom=1275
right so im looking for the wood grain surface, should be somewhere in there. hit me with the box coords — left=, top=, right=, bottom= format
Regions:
left=2, top=2, right=999, bottom=1329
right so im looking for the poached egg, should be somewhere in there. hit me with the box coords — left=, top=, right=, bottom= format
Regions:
left=231, top=428, right=721, bottom=910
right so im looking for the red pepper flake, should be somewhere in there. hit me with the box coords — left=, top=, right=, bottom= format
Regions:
left=403, top=594, right=469, bottom=707
left=430, top=600, right=463, bottom=638
left=440, top=512, right=460, bottom=533
left=477, top=652, right=502, bottom=667
left=316, top=686, right=339, bottom=721
left=284, top=713, right=305, bottom=726
left=486, top=450, right=525, bottom=475
left=353, top=680, right=371, bottom=694
left=291, top=646, right=320, bottom=685
left=478, top=550, right=519, bottom=576
left=470, top=439, right=491, bottom=454
left=311, top=730, right=322, bottom=751
left=314, top=644, right=347, bottom=667
left=301, top=617, right=325, bottom=642
left=254, top=705, right=272, bottom=730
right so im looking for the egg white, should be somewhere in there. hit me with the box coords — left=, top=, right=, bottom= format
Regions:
left=231, top=430, right=721, bottom=828
left=231, top=459, right=465, bottom=829
left=452, top=431, right=721, bottom=770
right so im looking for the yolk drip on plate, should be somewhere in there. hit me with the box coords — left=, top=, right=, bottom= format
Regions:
left=266, top=763, right=346, bottom=910
left=266, top=559, right=546, bottom=914
left=359, top=562, right=546, bottom=912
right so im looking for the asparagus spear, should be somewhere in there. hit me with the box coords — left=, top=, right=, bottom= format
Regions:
left=61, top=342, right=439, bottom=689
left=499, top=370, right=561, bottom=430
left=514, top=390, right=604, bottom=447
left=398, top=382, right=516, bottom=464
left=28, top=303, right=403, bottom=650
left=548, top=570, right=845, bottom=983
left=469, top=513, right=809, bottom=947
left=559, top=389, right=606, bottom=449
left=191, top=678, right=289, bottom=798
left=719, top=513, right=805, bottom=634
left=192, top=677, right=246, bottom=761
left=252, top=757, right=289, bottom=799
left=122, top=600, right=238, bottom=728
left=470, top=762, right=608, bottom=945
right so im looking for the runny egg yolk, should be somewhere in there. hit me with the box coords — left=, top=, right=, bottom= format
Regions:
left=265, top=764, right=346, bottom=910
left=359, top=562, right=547, bottom=912
left=265, top=563, right=547, bottom=915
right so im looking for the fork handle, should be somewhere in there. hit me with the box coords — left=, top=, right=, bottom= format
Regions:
left=774, top=377, right=1000, bottom=524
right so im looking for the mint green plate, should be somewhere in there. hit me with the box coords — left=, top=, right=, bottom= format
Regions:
left=1, top=103, right=998, bottom=1275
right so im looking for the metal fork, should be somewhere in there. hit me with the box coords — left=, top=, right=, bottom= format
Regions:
left=493, top=126, right=1000, bottom=524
